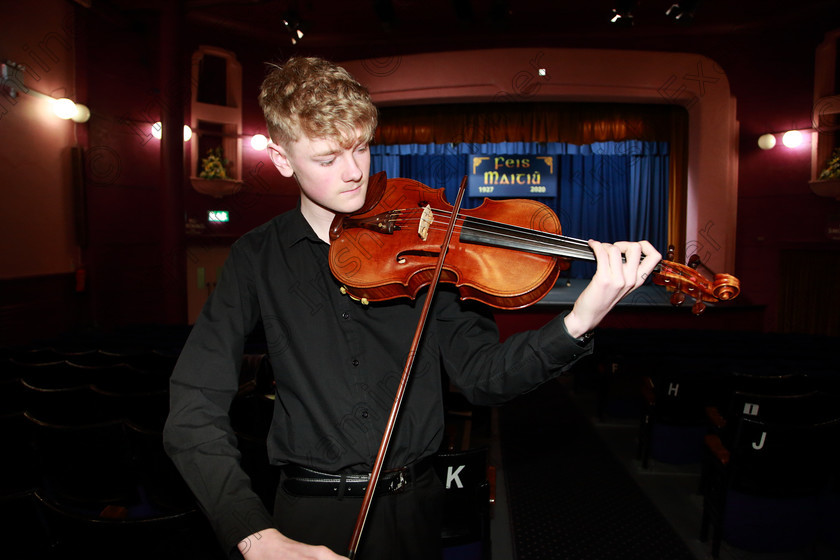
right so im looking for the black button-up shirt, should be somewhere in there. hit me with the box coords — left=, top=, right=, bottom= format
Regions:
left=163, top=206, right=592, bottom=552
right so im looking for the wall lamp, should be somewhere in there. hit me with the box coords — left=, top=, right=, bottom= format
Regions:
left=1, top=60, right=90, bottom=123
left=149, top=122, right=268, bottom=151
left=758, top=129, right=813, bottom=150
left=151, top=121, right=193, bottom=142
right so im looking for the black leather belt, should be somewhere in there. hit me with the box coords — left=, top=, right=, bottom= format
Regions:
left=281, top=458, right=433, bottom=498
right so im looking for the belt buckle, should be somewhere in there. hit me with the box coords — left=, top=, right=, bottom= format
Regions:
left=385, top=469, right=408, bottom=494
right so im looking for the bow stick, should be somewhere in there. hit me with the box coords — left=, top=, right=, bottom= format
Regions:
left=346, top=176, right=469, bottom=558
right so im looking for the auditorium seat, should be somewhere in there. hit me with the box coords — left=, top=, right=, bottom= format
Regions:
left=434, top=447, right=495, bottom=560
left=124, top=420, right=197, bottom=513
left=33, top=489, right=224, bottom=560
left=700, top=413, right=840, bottom=558
left=19, top=360, right=101, bottom=390
left=637, top=369, right=720, bottom=468
left=21, top=378, right=112, bottom=425
left=0, top=490, right=53, bottom=560
left=0, top=376, right=26, bottom=415
left=26, top=412, right=141, bottom=509
left=90, top=363, right=170, bottom=425
left=65, top=351, right=127, bottom=369
left=0, top=411, right=39, bottom=496
left=229, top=391, right=278, bottom=509
left=126, top=348, right=180, bottom=378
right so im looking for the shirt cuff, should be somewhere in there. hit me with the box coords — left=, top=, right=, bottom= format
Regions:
left=541, top=310, right=595, bottom=364
left=564, top=322, right=594, bottom=346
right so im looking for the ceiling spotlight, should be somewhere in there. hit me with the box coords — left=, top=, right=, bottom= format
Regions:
left=666, top=1, right=700, bottom=22
left=610, top=1, right=637, bottom=25
left=282, top=12, right=304, bottom=45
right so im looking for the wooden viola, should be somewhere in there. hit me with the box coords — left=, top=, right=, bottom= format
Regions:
left=329, top=171, right=740, bottom=314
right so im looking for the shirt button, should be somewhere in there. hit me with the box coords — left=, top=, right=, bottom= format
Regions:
left=360, top=409, right=369, bottom=419
left=352, top=359, right=360, bottom=367
left=342, top=311, right=350, bottom=320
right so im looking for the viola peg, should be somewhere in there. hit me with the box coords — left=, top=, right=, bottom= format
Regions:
left=687, top=254, right=701, bottom=269
left=691, top=301, right=707, bottom=315
left=666, top=244, right=675, bottom=261
left=670, top=291, right=686, bottom=307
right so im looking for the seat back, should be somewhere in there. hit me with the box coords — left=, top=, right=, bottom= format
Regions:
left=0, top=411, right=38, bottom=495
left=125, top=420, right=196, bottom=513
left=26, top=412, right=140, bottom=507
left=717, top=389, right=830, bottom=448
left=33, top=489, right=220, bottom=560
left=647, top=370, right=719, bottom=426
left=434, top=447, right=491, bottom=554
left=728, top=415, right=840, bottom=498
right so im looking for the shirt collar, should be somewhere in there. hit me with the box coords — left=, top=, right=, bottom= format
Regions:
left=283, top=203, right=326, bottom=248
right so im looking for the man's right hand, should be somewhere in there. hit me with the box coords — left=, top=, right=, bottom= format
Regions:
left=238, top=528, right=348, bottom=559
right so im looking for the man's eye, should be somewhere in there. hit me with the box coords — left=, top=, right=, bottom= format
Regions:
left=318, top=159, right=335, bottom=166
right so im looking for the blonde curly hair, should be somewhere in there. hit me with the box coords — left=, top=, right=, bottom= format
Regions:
left=258, top=57, right=378, bottom=149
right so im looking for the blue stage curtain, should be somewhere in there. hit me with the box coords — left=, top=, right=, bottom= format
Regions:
left=370, top=141, right=668, bottom=278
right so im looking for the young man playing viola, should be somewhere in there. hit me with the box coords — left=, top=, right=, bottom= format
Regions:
left=163, top=56, right=660, bottom=560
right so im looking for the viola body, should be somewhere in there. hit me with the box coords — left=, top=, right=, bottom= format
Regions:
left=329, top=172, right=570, bottom=309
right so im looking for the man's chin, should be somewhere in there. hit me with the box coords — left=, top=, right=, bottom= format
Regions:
left=340, top=184, right=367, bottom=213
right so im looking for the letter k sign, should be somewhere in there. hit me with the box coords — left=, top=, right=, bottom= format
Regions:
left=445, top=465, right=465, bottom=489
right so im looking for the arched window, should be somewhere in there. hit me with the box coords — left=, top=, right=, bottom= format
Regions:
left=190, top=46, right=242, bottom=181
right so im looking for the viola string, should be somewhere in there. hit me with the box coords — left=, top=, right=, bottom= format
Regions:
left=387, top=208, right=677, bottom=279
left=351, top=208, right=731, bottom=299
left=401, top=221, right=595, bottom=260
left=391, top=208, right=596, bottom=260
left=393, top=209, right=587, bottom=246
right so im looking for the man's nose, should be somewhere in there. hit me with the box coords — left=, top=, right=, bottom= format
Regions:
left=344, top=154, right=363, bottom=182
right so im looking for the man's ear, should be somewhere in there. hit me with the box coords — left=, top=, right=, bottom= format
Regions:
left=267, top=142, right=295, bottom=178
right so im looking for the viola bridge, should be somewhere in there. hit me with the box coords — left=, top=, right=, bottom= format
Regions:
left=418, top=204, right=433, bottom=241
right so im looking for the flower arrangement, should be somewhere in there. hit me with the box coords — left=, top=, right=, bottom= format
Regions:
left=818, top=147, right=840, bottom=180
left=199, top=147, right=230, bottom=180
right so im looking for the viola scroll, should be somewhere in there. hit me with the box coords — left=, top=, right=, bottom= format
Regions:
left=652, top=248, right=741, bottom=315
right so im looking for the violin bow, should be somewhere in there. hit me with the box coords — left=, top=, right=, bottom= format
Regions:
left=346, top=176, right=469, bottom=559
